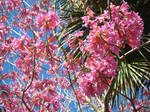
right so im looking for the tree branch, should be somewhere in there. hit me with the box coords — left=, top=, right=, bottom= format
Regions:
left=104, top=78, right=115, bottom=112
left=119, top=40, right=150, bottom=60
left=21, top=31, right=37, bottom=112
left=85, top=96, right=100, bottom=112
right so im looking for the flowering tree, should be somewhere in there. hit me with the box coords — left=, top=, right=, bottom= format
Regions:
left=0, top=0, right=149, bottom=112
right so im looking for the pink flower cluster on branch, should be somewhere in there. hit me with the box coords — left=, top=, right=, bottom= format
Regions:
left=67, top=1, right=144, bottom=96
left=119, top=91, right=150, bottom=112
left=0, top=1, right=63, bottom=111
left=36, top=11, right=60, bottom=31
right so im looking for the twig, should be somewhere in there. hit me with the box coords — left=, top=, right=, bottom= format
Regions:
left=107, top=0, right=112, bottom=20
left=85, top=96, right=100, bottom=112
left=119, top=40, right=150, bottom=60
left=21, top=47, right=36, bottom=112
left=21, top=28, right=37, bottom=112
left=55, top=31, right=82, bottom=112
left=104, top=78, right=115, bottom=112
left=67, top=70, right=82, bottom=112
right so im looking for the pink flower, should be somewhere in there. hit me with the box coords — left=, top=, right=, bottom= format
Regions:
left=36, top=11, right=60, bottom=31
left=76, top=90, right=86, bottom=103
left=78, top=73, right=108, bottom=96
left=58, top=77, right=70, bottom=89
left=86, top=8, right=94, bottom=17
left=120, top=0, right=130, bottom=14
left=74, top=31, right=84, bottom=37
left=81, top=16, right=90, bottom=27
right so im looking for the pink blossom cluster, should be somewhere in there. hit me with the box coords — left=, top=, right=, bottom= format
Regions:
left=119, top=91, right=150, bottom=112
left=4, top=0, right=22, bottom=11
left=0, top=33, right=61, bottom=111
left=0, top=15, right=10, bottom=41
left=66, top=31, right=84, bottom=49
left=0, top=78, right=61, bottom=112
left=0, top=15, right=10, bottom=73
left=36, top=11, right=60, bottom=31
left=0, top=1, right=63, bottom=111
left=0, top=38, right=61, bottom=111
left=74, top=1, right=144, bottom=96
